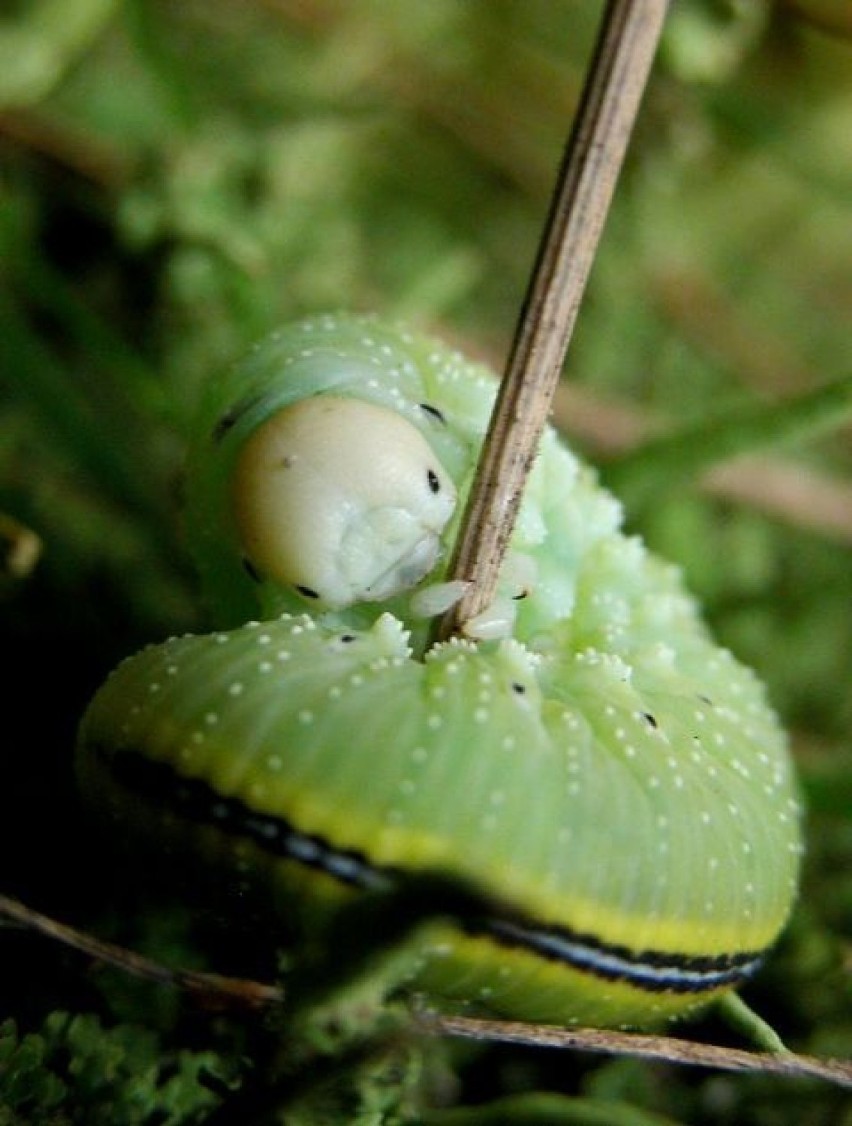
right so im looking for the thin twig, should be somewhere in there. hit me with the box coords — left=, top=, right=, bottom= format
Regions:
left=703, top=457, right=852, bottom=544
left=437, top=0, right=669, bottom=639
left=0, top=894, right=282, bottom=1011
left=4, top=892, right=851, bottom=1087
left=0, top=112, right=132, bottom=187
left=422, top=1013, right=852, bottom=1090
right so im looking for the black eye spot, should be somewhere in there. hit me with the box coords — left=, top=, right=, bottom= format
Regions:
left=340, top=634, right=356, bottom=643
left=419, top=402, right=446, bottom=425
left=641, top=711, right=659, bottom=729
left=213, top=411, right=237, bottom=443
left=294, top=584, right=320, bottom=600
left=511, top=590, right=529, bottom=601
left=511, top=682, right=526, bottom=695
left=427, top=469, right=441, bottom=494
left=242, top=557, right=262, bottom=583
left=212, top=391, right=265, bottom=442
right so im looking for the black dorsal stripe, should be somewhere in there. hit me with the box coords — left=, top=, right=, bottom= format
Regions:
left=103, top=746, right=390, bottom=892
left=94, top=746, right=764, bottom=994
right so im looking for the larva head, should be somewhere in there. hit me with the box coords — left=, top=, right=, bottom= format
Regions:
left=232, top=395, right=457, bottom=609
left=183, top=315, right=488, bottom=626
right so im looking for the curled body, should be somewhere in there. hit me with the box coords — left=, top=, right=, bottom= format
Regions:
left=77, top=314, right=802, bottom=1029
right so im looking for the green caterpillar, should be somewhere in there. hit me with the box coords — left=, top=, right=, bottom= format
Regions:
left=77, top=313, right=802, bottom=1029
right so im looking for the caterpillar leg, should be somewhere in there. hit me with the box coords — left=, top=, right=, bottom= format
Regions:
left=409, top=553, right=539, bottom=640
left=715, top=993, right=788, bottom=1054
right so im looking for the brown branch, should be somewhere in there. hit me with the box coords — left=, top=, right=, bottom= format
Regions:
left=438, top=0, right=669, bottom=639
left=0, top=894, right=282, bottom=1011
left=702, top=457, right=852, bottom=544
left=421, top=1013, right=852, bottom=1090
left=0, top=112, right=132, bottom=188
left=650, top=271, right=818, bottom=398
left=4, top=892, right=852, bottom=1088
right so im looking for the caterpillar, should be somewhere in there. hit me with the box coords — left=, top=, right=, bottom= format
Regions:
left=77, top=313, right=802, bottom=1030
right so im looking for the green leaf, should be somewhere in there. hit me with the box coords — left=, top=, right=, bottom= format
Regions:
left=602, top=373, right=852, bottom=515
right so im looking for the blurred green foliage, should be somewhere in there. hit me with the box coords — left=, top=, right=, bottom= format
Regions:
left=0, top=1, right=850, bottom=1122
left=0, top=1012, right=237, bottom=1125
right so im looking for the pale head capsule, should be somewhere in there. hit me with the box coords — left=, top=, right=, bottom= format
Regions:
left=232, top=395, right=457, bottom=609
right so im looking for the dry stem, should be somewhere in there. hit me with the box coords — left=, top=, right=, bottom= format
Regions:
left=438, top=0, right=669, bottom=638
left=3, top=892, right=850, bottom=1088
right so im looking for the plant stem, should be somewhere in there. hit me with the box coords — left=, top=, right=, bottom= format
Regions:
left=437, top=0, right=669, bottom=640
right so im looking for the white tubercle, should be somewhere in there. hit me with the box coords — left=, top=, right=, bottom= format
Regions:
left=410, top=579, right=471, bottom=619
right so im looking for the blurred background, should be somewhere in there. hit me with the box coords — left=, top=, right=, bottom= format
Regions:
left=0, top=2, right=850, bottom=1122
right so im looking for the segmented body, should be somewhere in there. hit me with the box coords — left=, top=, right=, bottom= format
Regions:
left=77, top=314, right=801, bottom=1028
